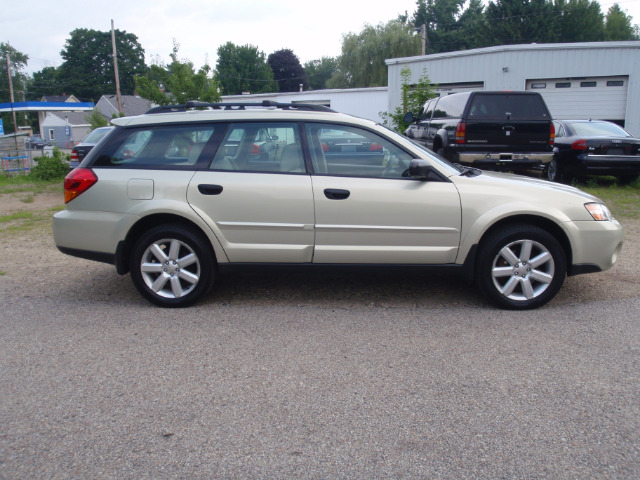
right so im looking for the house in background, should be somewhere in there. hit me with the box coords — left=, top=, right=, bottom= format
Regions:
left=95, top=95, right=154, bottom=120
left=40, top=111, right=91, bottom=149
left=40, top=95, right=81, bottom=103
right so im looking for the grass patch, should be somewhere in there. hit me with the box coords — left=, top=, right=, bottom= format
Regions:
left=0, top=211, right=33, bottom=223
left=577, top=177, right=640, bottom=220
left=0, top=176, right=63, bottom=195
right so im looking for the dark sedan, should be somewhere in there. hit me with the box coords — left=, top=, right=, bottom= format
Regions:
left=69, top=126, right=114, bottom=170
left=546, top=120, right=640, bottom=184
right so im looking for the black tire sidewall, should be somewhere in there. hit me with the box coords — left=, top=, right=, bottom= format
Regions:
left=476, top=225, right=567, bottom=310
left=130, top=224, right=215, bottom=307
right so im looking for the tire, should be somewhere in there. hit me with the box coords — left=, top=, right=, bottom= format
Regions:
left=545, top=158, right=562, bottom=182
left=129, top=224, right=215, bottom=308
left=476, top=224, right=566, bottom=310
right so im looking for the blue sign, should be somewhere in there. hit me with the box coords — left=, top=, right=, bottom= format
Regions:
left=0, top=120, right=4, bottom=136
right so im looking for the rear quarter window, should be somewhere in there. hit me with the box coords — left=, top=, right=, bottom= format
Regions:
left=91, top=124, right=222, bottom=168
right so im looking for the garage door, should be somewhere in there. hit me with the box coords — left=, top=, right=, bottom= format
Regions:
left=526, top=76, right=628, bottom=124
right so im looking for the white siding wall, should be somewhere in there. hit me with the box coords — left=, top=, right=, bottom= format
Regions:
left=387, top=42, right=640, bottom=136
left=222, top=87, right=388, bottom=123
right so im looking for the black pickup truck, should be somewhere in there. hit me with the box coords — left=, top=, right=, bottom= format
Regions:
left=404, top=91, right=555, bottom=171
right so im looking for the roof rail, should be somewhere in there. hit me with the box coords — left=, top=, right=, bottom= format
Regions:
left=145, top=100, right=335, bottom=114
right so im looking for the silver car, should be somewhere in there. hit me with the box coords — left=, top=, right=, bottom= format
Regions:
left=53, top=101, right=624, bottom=309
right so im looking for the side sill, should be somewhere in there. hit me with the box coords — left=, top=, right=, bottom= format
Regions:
left=569, top=264, right=602, bottom=277
left=217, top=262, right=465, bottom=276
left=57, top=246, right=115, bottom=267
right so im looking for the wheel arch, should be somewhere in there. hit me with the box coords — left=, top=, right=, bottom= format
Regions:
left=461, top=214, right=574, bottom=281
left=115, top=213, right=225, bottom=275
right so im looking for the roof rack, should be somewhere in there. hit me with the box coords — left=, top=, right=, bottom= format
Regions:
left=145, top=100, right=335, bottom=114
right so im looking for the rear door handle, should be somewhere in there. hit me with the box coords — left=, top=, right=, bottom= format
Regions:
left=198, top=184, right=223, bottom=195
left=324, top=188, right=350, bottom=200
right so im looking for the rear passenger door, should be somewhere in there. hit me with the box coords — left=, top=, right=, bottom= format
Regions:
left=187, top=122, right=315, bottom=263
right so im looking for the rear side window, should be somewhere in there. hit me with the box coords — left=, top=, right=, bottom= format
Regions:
left=432, top=92, right=469, bottom=119
left=468, top=94, right=549, bottom=120
left=92, top=124, right=221, bottom=168
left=211, top=123, right=304, bottom=174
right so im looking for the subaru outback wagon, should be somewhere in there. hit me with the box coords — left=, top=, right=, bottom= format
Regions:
left=53, top=101, right=624, bottom=309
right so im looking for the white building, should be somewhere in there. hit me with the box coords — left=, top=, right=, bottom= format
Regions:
left=386, top=41, right=640, bottom=136
left=222, top=87, right=388, bottom=124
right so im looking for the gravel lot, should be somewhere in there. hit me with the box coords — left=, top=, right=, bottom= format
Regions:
left=1, top=191, right=639, bottom=479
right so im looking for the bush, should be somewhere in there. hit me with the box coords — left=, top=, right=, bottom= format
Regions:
left=29, top=147, right=70, bottom=181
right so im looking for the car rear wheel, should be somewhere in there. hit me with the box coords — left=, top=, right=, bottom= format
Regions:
left=130, top=224, right=215, bottom=307
left=476, top=224, right=566, bottom=310
left=545, top=158, right=561, bottom=182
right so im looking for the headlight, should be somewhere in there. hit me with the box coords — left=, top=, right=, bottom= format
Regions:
left=585, top=202, right=613, bottom=221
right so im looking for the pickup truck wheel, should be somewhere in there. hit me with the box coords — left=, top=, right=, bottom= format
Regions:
left=476, top=225, right=566, bottom=310
left=129, top=224, right=215, bottom=308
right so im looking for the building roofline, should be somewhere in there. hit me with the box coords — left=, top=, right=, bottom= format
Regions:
left=385, top=41, right=640, bottom=65
left=222, top=86, right=388, bottom=100
left=0, top=101, right=94, bottom=112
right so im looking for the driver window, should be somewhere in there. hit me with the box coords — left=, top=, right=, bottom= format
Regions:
left=305, top=123, right=413, bottom=179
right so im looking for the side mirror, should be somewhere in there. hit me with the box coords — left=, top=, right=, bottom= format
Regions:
left=403, top=112, right=416, bottom=124
left=409, top=159, right=434, bottom=180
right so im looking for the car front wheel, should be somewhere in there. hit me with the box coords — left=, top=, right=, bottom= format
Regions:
left=476, top=225, right=566, bottom=309
left=129, top=224, right=215, bottom=307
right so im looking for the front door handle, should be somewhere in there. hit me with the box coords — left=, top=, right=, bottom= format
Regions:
left=198, top=184, right=223, bottom=195
left=324, top=188, right=350, bottom=200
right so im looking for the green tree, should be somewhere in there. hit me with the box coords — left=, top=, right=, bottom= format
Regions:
left=267, top=49, right=307, bottom=92
left=604, top=4, right=639, bottom=40
left=412, top=0, right=468, bottom=53
left=483, top=0, right=559, bottom=46
left=328, top=20, right=421, bottom=88
left=380, top=66, right=436, bottom=133
left=85, top=109, right=109, bottom=130
left=215, top=42, right=277, bottom=95
left=30, top=66, right=64, bottom=98
left=456, top=0, right=487, bottom=49
left=0, top=42, right=30, bottom=133
left=57, top=28, right=147, bottom=101
left=304, top=57, right=339, bottom=90
left=135, top=42, right=221, bottom=105
left=554, top=0, right=605, bottom=42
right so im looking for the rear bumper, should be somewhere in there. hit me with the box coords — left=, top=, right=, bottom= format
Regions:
left=577, top=154, right=640, bottom=174
left=457, top=152, right=553, bottom=167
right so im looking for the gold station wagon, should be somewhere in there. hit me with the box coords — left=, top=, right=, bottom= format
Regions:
left=53, top=101, right=624, bottom=309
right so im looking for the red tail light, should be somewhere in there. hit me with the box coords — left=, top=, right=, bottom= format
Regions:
left=70, top=149, right=79, bottom=161
left=64, top=168, right=98, bottom=203
left=571, top=139, right=587, bottom=150
left=250, top=144, right=261, bottom=154
left=455, top=122, right=466, bottom=144
left=549, top=123, right=555, bottom=146
left=369, top=143, right=383, bottom=151
left=321, top=143, right=329, bottom=152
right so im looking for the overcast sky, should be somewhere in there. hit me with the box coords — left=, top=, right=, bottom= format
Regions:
left=2, top=0, right=639, bottom=75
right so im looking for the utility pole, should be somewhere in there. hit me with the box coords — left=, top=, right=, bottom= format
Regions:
left=415, top=24, right=428, bottom=56
left=5, top=53, right=19, bottom=151
left=111, top=19, right=123, bottom=114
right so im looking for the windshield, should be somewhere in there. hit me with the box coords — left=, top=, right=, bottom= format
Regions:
left=377, top=124, right=464, bottom=175
left=82, top=127, right=114, bottom=144
left=569, top=122, right=630, bottom=138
